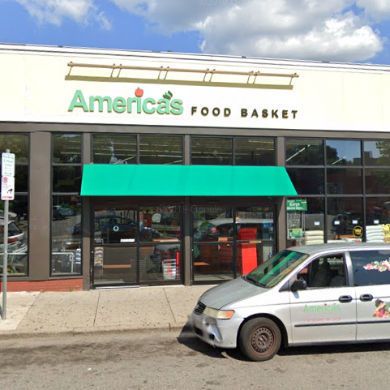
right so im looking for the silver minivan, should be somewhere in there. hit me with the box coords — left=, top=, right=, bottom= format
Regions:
left=190, top=243, right=390, bottom=361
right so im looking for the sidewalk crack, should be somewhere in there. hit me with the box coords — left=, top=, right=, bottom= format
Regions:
left=15, top=292, right=41, bottom=330
left=163, top=288, right=177, bottom=325
left=93, top=291, right=101, bottom=327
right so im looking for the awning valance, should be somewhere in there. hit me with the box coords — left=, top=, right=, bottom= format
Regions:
left=80, top=164, right=297, bottom=197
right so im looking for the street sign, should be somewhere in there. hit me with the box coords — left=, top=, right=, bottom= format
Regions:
left=1, top=175, right=15, bottom=200
left=1, top=152, right=15, bottom=177
left=287, top=199, right=308, bottom=212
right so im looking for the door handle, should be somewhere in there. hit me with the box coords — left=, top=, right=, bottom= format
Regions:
left=360, top=294, right=374, bottom=302
left=339, top=295, right=353, bottom=303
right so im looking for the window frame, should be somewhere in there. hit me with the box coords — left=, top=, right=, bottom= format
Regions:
left=0, top=133, right=30, bottom=277
left=50, top=133, right=83, bottom=277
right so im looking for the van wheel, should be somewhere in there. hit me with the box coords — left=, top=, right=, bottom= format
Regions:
left=239, top=318, right=281, bottom=361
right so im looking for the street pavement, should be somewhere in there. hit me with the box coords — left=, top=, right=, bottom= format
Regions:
left=0, top=285, right=214, bottom=337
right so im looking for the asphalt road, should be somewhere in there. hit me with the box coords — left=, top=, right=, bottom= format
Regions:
left=0, top=330, right=389, bottom=390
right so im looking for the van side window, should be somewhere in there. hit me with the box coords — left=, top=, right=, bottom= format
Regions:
left=297, top=254, right=347, bottom=288
left=350, top=250, right=390, bottom=286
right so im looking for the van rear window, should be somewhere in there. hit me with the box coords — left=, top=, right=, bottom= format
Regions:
left=350, top=250, right=390, bottom=286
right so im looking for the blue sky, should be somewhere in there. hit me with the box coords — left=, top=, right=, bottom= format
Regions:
left=1, top=0, right=390, bottom=65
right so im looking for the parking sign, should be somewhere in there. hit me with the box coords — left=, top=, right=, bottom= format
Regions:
left=2, top=152, right=15, bottom=177
left=1, top=152, right=15, bottom=201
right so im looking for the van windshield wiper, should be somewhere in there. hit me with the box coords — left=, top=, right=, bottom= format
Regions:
left=243, top=275, right=266, bottom=288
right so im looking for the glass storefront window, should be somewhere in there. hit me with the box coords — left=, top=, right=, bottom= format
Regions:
left=192, top=205, right=275, bottom=282
left=53, top=166, right=81, bottom=193
left=0, top=134, right=29, bottom=164
left=192, top=206, right=234, bottom=242
left=234, top=137, right=275, bottom=166
left=287, top=197, right=324, bottom=247
left=93, top=205, right=182, bottom=285
left=364, top=140, right=390, bottom=166
left=327, top=168, right=362, bottom=194
left=287, top=168, right=325, bottom=194
left=51, top=196, right=81, bottom=275
left=0, top=134, right=29, bottom=277
left=139, top=135, right=183, bottom=164
left=139, top=206, right=181, bottom=242
left=191, top=137, right=233, bottom=165
left=235, top=206, right=274, bottom=274
left=53, top=134, right=81, bottom=164
left=52, top=133, right=82, bottom=276
left=365, top=169, right=390, bottom=194
left=326, top=140, right=361, bottom=166
left=93, top=134, right=137, bottom=164
left=15, top=165, right=28, bottom=193
left=366, top=198, right=390, bottom=225
left=286, top=139, right=324, bottom=165
left=0, top=196, right=28, bottom=276
left=327, top=198, right=363, bottom=242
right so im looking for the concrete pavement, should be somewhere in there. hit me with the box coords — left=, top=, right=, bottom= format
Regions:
left=0, top=285, right=214, bottom=337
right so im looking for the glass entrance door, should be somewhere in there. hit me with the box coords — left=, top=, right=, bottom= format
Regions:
left=192, top=204, right=275, bottom=283
left=93, top=207, right=138, bottom=286
left=92, top=204, right=182, bottom=286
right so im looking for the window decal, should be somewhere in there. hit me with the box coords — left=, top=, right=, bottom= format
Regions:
left=363, top=260, right=390, bottom=272
left=373, top=299, right=390, bottom=318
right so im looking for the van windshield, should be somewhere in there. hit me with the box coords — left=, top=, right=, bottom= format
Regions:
left=244, top=250, right=308, bottom=288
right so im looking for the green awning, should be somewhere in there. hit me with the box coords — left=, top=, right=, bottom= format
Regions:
left=80, top=164, right=297, bottom=197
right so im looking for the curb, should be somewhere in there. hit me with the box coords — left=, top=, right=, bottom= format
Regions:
left=0, top=323, right=194, bottom=341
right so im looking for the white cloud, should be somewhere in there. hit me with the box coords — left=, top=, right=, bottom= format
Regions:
left=16, top=0, right=111, bottom=29
left=357, top=0, right=390, bottom=21
left=15, top=0, right=389, bottom=61
left=110, top=0, right=383, bottom=62
left=201, top=9, right=382, bottom=62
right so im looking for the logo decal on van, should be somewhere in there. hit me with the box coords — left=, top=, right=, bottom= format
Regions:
left=303, top=303, right=341, bottom=313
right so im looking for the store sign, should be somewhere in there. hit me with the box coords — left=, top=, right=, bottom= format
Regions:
left=68, top=88, right=184, bottom=115
left=67, top=87, right=299, bottom=122
left=287, top=199, right=308, bottom=212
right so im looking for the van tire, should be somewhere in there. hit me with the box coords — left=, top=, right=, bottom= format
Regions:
left=239, top=317, right=281, bottom=361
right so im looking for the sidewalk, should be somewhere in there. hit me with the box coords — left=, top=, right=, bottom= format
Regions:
left=0, top=285, right=214, bottom=337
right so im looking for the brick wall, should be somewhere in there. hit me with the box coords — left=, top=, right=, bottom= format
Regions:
left=0, top=279, right=84, bottom=292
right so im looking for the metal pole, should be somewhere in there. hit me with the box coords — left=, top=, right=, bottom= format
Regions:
left=1, top=148, right=11, bottom=321
left=2, top=198, right=8, bottom=320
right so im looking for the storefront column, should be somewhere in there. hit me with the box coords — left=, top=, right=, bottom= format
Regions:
left=29, top=132, right=51, bottom=280
left=277, top=136, right=287, bottom=251
left=183, top=135, right=191, bottom=285
left=82, top=133, right=92, bottom=289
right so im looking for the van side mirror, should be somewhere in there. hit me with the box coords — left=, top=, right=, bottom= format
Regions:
left=291, top=278, right=307, bottom=292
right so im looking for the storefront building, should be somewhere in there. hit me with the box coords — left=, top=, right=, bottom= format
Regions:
left=1, top=44, right=390, bottom=291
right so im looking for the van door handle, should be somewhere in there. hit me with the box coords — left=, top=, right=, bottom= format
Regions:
left=360, top=294, right=373, bottom=302
left=339, top=295, right=353, bottom=303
